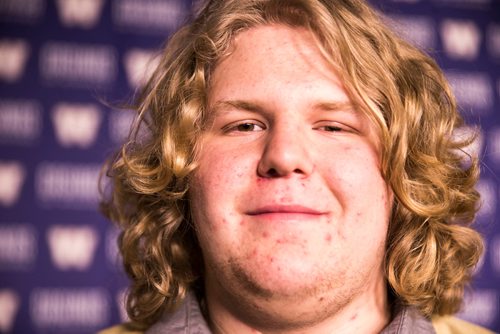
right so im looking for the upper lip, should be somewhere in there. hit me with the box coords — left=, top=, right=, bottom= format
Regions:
left=247, top=205, right=325, bottom=215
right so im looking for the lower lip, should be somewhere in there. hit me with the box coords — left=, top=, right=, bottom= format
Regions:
left=248, top=212, right=324, bottom=221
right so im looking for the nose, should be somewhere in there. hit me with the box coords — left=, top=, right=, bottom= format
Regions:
left=257, top=125, right=314, bottom=178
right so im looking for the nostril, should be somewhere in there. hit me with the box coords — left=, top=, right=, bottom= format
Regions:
left=267, top=168, right=279, bottom=177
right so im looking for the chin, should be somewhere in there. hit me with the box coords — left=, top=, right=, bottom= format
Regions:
left=213, top=262, right=354, bottom=332
left=228, top=256, right=336, bottom=300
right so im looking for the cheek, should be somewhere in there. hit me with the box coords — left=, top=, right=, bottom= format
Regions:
left=196, top=144, right=254, bottom=183
left=192, top=153, right=234, bottom=196
left=322, top=146, right=391, bottom=219
left=189, top=149, right=254, bottom=228
left=336, top=146, right=385, bottom=192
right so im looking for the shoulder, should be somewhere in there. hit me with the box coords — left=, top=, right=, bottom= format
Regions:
left=431, top=315, right=495, bottom=334
left=97, top=323, right=144, bottom=334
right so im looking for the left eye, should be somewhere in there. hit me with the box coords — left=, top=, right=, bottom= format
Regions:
left=315, top=123, right=348, bottom=133
left=321, top=125, right=343, bottom=132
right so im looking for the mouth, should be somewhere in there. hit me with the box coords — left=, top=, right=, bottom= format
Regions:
left=247, top=205, right=326, bottom=218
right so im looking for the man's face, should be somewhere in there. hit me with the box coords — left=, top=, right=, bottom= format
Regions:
left=189, top=25, right=393, bottom=327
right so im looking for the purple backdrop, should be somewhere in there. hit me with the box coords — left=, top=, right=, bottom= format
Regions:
left=0, top=0, right=498, bottom=333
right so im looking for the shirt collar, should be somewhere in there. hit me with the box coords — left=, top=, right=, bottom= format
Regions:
left=146, top=292, right=436, bottom=334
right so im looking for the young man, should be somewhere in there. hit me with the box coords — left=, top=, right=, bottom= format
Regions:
left=100, top=0, right=491, bottom=333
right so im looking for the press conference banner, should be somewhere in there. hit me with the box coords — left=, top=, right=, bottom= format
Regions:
left=0, top=0, right=498, bottom=333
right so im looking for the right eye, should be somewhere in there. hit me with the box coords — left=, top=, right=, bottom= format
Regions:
left=223, top=121, right=266, bottom=134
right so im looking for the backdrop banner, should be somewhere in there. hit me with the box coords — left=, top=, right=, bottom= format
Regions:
left=0, top=0, right=498, bottom=333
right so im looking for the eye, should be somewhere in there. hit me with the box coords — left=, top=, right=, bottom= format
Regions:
left=223, top=121, right=266, bottom=134
left=314, top=122, right=350, bottom=133
left=235, top=123, right=262, bottom=132
left=320, top=125, right=343, bottom=132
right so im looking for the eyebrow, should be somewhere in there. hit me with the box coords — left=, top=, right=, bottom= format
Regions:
left=210, top=100, right=263, bottom=116
left=313, top=101, right=356, bottom=113
left=210, top=100, right=356, bottom=115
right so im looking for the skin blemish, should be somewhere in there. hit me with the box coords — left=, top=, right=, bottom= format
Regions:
left=381, top=194, right=388, bottom=206
left=247, top=249, right=258, bottom=259
left=262, top=231, right=269, bottom=238
left=325, top=233, right=332, bottom=243
left=337, top=227, right=346, bottom=241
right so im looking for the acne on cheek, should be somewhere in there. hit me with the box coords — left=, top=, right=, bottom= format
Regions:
left=324, top=233, right=332, bottom=243
left=381, top=192, right=391, bottom=208
left=256, top=177, right=265, bottom=184
left=246, top=248, right=259, bottom=260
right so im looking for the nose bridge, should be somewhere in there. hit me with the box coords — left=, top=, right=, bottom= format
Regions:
left=257, top=119, right=313, bottom=177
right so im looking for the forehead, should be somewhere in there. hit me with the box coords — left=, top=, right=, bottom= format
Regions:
left=208, top=24, right=349, bottom=105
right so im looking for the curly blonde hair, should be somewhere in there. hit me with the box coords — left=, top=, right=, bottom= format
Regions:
left=101, top=0, right=484, bottom=329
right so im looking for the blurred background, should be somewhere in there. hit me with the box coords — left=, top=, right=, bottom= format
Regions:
left=0, top=0, right=498, bottom=333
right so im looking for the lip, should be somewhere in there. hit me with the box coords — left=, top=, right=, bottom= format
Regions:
left=247, top=205, right=325, bottom=216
